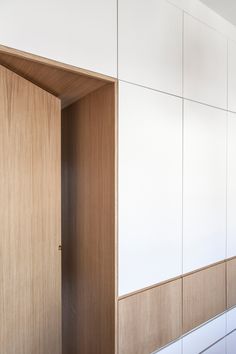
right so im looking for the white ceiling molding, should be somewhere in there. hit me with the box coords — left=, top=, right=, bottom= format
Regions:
left=167, top=0, right=236, bottom=42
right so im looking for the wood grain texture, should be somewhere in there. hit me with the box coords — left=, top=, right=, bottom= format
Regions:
left=62, top=84, right=116, bottom=354
left=118, top=279, right=182, bottom=354
left=114, top=81, right=118, bottom=354
left=0, top=51, right=105, bottom=109
left=183, top=262, right=226, bottom=333
left=0, top=45, right=116, bottom=109
left=0, top=44, right=115, bottom=82
left=0, top=65, right=61, bottom=354
left=227, top=258, right=236, bottom=309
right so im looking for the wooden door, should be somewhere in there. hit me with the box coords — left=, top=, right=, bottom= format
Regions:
left=0, top=65, right=61, bottom=354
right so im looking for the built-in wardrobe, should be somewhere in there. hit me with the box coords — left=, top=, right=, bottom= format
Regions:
left=2, top=36, right=236, bottom=354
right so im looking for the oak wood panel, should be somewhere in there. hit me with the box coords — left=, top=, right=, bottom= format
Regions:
left=0, top=51, right=105, bottom=109
left=62, top=84, right=116, bottom=354
left=183, top=262, right=226, bottom=333
left=227, top=258, right=236, bottom=309
left=0, top=65, right=61, bottom=353
left=0, top=45, right=117, bottom=110
left=0, top=44, right=115, bottom=82
left=118, top=279, right=182, bottom=354
left=114, top=81, right=118, bottom=354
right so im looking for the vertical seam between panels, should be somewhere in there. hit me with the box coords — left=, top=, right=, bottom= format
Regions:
left=226, top=40, right=229, bottom=262
left=116, top=81, right=119, bottom=354
left=182, top=11, right=185, bottom=99
left=226, top=42, right=229, bottom=332
left=116, top=2, right=119, bottom=354
left=181, top=13, right=185, bottom=353
left=117, top=0, right=119, bottom=79
left=182, top=10, right=184, bottom=278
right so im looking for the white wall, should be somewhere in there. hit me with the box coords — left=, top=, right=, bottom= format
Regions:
left=118, top=0, right=183, bottom=297
left=0, top=0, right=117, bottom=77
left=183, top=101, right=227, bottom=273
left=118, top=0, right=236, bottom=295
left=228, top=40, right=236, bottom=112
left=183, top=13, right=227, bottom=109
left=118, top=81, right=182, bottom=295
left=118, top=0, right=183, bottom=96
left=227, top=112, right=236, bottom=257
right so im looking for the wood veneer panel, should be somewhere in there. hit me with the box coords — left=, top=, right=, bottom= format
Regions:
left=62, top=84, right=116, bottom=354
left=0, top=51, right=104, bottom=109
left=0, top=45, right=115, bottom=109
left=227, top=258, right=236, bottom=309
left=183, top=262, right=226, bottom=333
left=0, top=65, right=61, bottom=353
left=118, top=279, right=182, bottom=354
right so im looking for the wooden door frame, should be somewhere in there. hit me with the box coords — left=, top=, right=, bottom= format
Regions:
left=0, top=44, right=118, bottom=354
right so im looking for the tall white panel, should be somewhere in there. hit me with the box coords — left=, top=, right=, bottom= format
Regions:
left=227, top=113, right=236, bottom=258
left=119, top=81, right=182, bottom=296
left=0, top=0, right=117, bottom=77
left=154, top=340, right=182, bottom=354
left=183, top=101, right=227, bottom=273
left=118, top=0, right=182, bottom=95
left=228, top=40, right=236, bottom=113
left=184, top=13, right=227, bottom=109
left=183, top=314, right=226, bottom=354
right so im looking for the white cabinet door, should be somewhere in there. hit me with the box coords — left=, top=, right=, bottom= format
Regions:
left=228, top=40, right=236, bottom=113
left=154, top=340, right=182, bottom=354
left=183, top=100, right=227, bottom=273
left=118, top=0, right=182, bottom=96
left=0, top=0, right=117, bottom=77
left=183, top=314, right=226, bottom=354
left=227, top=112, right=236, bottom=258
left=118, top=81, right=182, bottom=296
left=184, top=14, right=227, bottom=109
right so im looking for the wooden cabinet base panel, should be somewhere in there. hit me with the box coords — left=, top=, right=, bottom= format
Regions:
left=227, top=258, right=236, bottom=309
left=183, top=262, right=226, bottom=333
left=118, top=258, right=236, bottom=353
left=118, top=279, right=182, bottom=354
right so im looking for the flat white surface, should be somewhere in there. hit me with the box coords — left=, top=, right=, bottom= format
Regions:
left=227, top=307, right=236, bottom=333
left=228, top=41, right=236, bottom=113
left=183, top=314, right=226, bottom=354
left=203, top=338, right=226, bottom=354
left=227, top=113, right=236, bottom=258
left=118, top=0, right=182, bottom=95
left=201, top=0, right=236, bottom=26
left=168, top=0, right=236, bottom=42
left=154, top=339, right=182, bottom=354
left=0, top=0, right=117, bottom=77
left=183, top=100, right=227, bottom=273
left=184, top=13, right=227, bottom=109
left=226, top=331, right=236, bottom=353
left=118, top=81, right=182, bottom=296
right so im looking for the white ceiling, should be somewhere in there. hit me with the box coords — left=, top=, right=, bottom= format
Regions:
left=201, top=0, right=236, bottom=26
